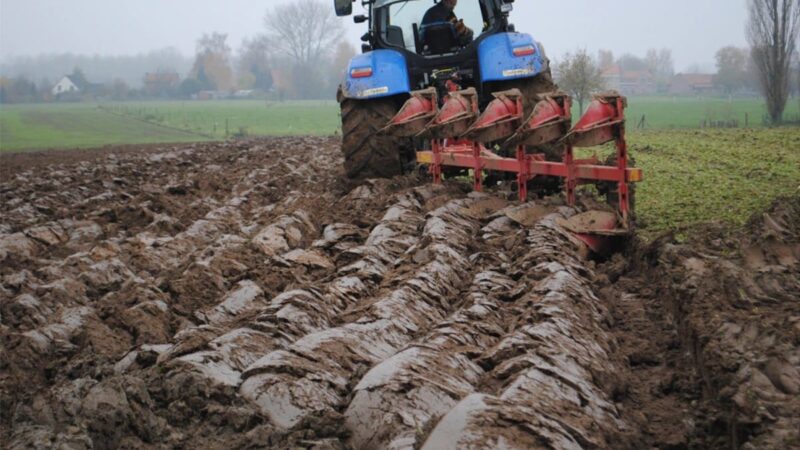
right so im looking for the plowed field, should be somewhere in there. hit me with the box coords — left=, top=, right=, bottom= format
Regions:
left=1, top=137, right=798, bottom=449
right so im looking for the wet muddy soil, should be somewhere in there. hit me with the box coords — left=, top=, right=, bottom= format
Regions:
left=1, top=138, right=797, bottom=449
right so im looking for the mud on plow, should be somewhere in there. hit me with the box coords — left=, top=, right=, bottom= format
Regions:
left=384, top=86, right=643, bottom=255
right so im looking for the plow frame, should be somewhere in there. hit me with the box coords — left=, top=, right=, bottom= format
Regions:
left=416, top=93, right=642, bottom=224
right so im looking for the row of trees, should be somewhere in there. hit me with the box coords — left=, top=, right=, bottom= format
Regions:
left=0, top=48, right=193, bottom=90
left=1, top=0, right=355, bottom=102
left=2, top=0, right=797, bottom=119
left=0, top=68, right=131, bottom=104
left=556, top=0, right=799, bottom=123
left=554, top=48, right=677, bottom=112
left=597, top=48, right=676, bottom=90
left=179, top=0, right=354, bottom=100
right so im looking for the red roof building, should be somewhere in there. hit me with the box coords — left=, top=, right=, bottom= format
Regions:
left=601, top=65, right=657, bottom=95
left=669, top=73, right=716, bottom=95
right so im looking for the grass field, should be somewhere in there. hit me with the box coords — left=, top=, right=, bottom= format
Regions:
left=616, top=96, right=800, bottom=129
left=2, top=96, right=799, bottom=152
left=0, top=100, right=341, bottom=152
left=0, top=103, right=210, bottom=152
left=101, top=100, right=342, bottom=138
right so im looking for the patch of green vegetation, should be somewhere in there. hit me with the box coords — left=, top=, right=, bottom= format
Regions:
left=0, top=103, right=209, bottom=152
left=624, top=128, right=800, bottom=237
left=0, top=100, right=341, bottom=152
left=101, top=100, right=341, bottom=139
left=571, top=96, right=800, bottom=130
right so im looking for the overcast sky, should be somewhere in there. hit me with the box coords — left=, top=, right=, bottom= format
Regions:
left=0, top=0, right=749, bottom=72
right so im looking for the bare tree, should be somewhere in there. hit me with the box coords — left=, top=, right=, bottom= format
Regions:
left=597, top=49, right=614, bottom=71
left=645, top=49, right=674, bottom=76
left=190, top=32, right=234, bottom=91
left=645, top=48, right=674, bottom=92
left=237, top=36, right=273, bottom=91
left=795, top=56, right=800, bottom=110
left=263, top=0, right=345, bottom=67
left=747, top=0, right=800, bottom=123
left=684, top=64, right=704, bottom=74
left=197, top=33, right=232, bottom=60
left=715, top=46, right=751, bottom=94
left=616, top=53, right=647, bottom=72
left=328, top=41, right=357, bottom=91
left=793, top=51, right=800, bottom=111
left=556, top=49, right=605, bottom=112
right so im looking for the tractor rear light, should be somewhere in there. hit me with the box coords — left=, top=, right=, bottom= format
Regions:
left=512, top=45, right=536, bottom=57
left=350, top=67, right=373, bottom=78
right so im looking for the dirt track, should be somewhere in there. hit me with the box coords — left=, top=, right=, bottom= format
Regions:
left=1, top=137, right=798, bottom=449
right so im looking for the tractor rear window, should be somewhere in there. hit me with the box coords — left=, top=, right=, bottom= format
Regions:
left=376, top=0, right=493, bottom=55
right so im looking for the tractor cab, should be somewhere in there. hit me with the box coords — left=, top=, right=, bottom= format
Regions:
left=336, top=0, right=519, bottom=98
left=371, top=0, right=496, bottom=56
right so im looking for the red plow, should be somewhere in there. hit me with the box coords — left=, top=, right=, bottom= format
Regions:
left=384, top=87, right=643, bottom=254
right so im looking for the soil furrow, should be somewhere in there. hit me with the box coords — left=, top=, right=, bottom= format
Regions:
left=421, top=212, right=635, bottom=449
left=2, top=138, right=797, bottom=450
left=238, top=197, right=483, bottom=431
left=343, top=265, right=517, bottom=449
left=149, top=188, right=431, bottom=403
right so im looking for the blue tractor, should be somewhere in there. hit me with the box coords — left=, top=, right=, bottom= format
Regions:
left=334, top=0, right=556, bottom=180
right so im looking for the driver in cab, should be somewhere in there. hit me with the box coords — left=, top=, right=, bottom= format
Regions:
left=421, top=0, right=474, bottom=48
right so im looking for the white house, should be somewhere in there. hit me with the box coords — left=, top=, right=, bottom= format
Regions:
left=51, top=76, right=80, bottom=96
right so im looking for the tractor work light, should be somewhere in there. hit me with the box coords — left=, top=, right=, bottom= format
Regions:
left=512, top=45, right=536, bottom=57
left=350, top=67, right=373, bottom=78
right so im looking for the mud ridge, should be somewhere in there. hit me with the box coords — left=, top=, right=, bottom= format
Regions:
left=238, top=196, right=485, bottom=431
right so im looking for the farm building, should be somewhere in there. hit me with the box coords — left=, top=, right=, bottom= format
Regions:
left=601, top=65, right=623, bottom=91
left=601, top=65, right=657, bottom=95
left=669, top=73, right=716, bottom=95
left=51, top=73, right=103, bottom=100
left=51, top=76, right=80, bottom=96
left=619, top=70, right=656, bottom=95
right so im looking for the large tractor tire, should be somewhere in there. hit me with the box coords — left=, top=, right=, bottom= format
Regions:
left=339, top=95, right=403, bottom=181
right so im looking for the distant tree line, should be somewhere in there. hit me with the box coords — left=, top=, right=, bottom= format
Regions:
left=0, top=0, right=355, bottom=103
left=0, top=48, right=191, bottom=89
left=555, top=8, right=799, bottom=124
left=175, top=0, right=353, bottom=100
left=1, top=67, right=132, bottom=103
left=1, top=0, right=798, bottom=121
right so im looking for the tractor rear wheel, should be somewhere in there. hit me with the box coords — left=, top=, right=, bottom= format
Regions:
left=339, top=94, right=403, bottom=181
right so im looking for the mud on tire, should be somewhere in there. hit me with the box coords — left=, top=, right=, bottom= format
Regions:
left=339, top=92, right=404, bottom=181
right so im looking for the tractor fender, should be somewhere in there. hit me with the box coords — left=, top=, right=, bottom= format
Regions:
left=478, top=32, right=548, bottom=83
left=340, top=49, right=411, bottom=100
